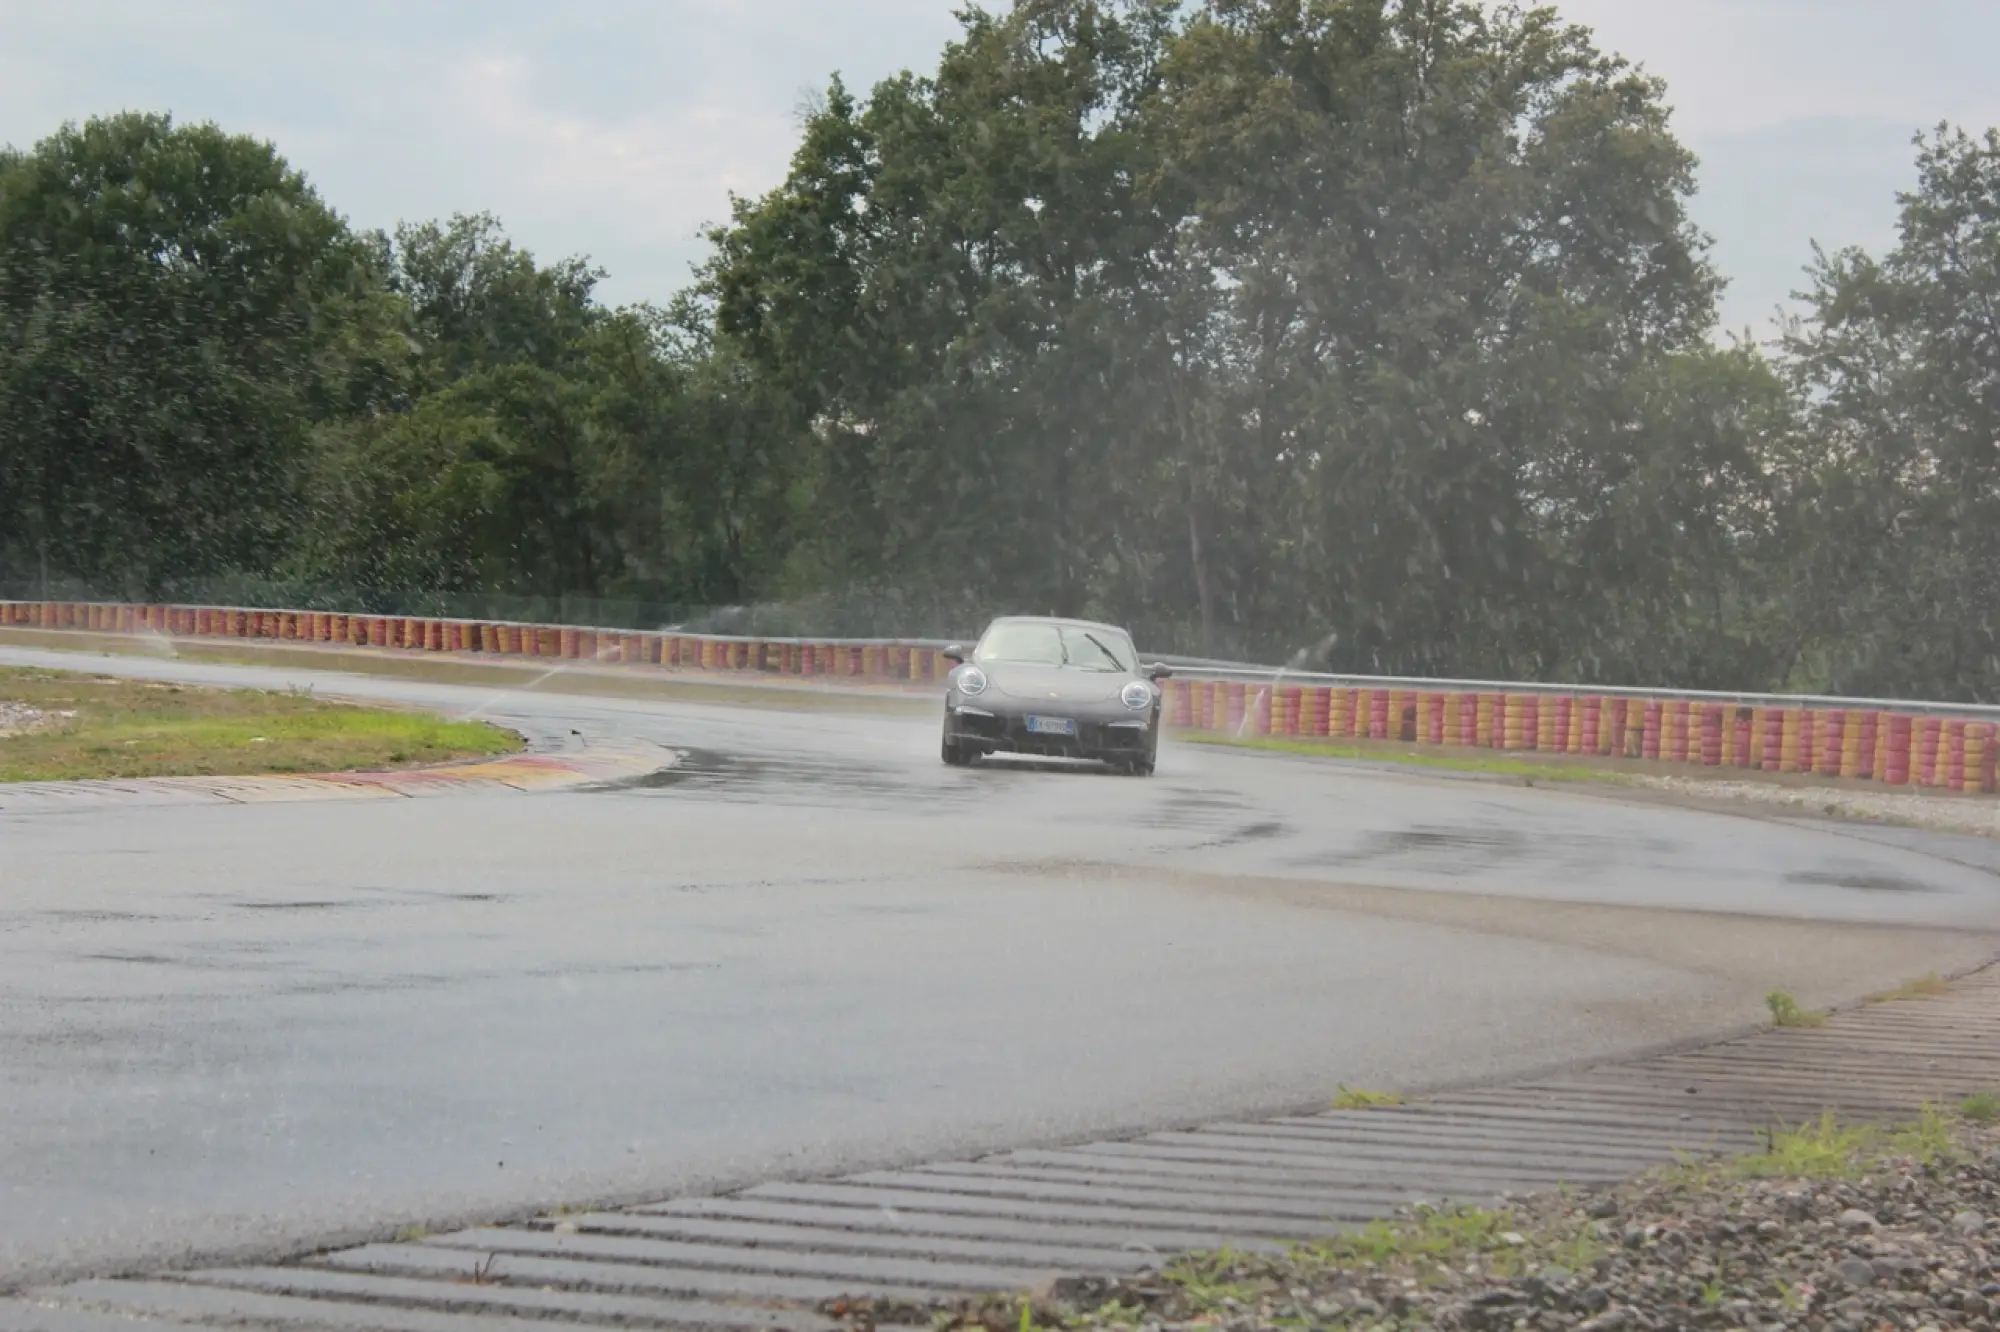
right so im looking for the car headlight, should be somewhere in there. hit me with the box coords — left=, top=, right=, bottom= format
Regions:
left=1121, top=680, right=1153, bottom=710
left=957, top=665, right=988, bottom=697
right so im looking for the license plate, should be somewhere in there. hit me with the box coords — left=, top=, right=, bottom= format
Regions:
left=1025, top=715, right=1076, bottom=736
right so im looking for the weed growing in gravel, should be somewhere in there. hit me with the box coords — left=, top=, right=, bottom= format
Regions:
left=1329, top=1085, right=1404, bottom=1110
left=1889, top=1103, right=1960, bottom=1164
left=1764, top=990, right=1825, bottom=1027
left=1690, top=1106, right=1962, bottom=1183
left=1962, top=1089, right=2000, bottom=1123
left=1296, top=1204, right=1597, bottom=1282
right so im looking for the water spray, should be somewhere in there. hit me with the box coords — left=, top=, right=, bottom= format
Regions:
left=1236, top=632, right=1340, bottom=738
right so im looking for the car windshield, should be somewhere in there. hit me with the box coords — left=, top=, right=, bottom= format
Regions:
left=975, top=623, right=1134, bottom=672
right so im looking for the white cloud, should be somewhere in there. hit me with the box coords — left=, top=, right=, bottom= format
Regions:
left=2, top=0, right=1996, bottom=330
left=1557, top=0, right=2000, bottom=136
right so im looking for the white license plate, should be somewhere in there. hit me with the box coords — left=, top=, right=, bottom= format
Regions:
left=1025, top=715, right=1077, bottom=736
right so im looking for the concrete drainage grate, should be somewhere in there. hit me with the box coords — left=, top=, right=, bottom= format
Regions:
left=7, top=967, right=1999, bottom=1330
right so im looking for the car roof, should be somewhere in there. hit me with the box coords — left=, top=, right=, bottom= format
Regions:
left=982, top=615, right=1132, bottom=637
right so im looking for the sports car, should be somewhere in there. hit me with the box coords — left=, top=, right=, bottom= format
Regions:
left=939, top=616, right=1171, bottom=775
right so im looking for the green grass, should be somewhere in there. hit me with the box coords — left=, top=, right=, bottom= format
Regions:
left=0, top=666, right=518, bottom=782
left=1765, top=990, right=1826, bottom=1028
left=1868, top=972, right=1951, bottom=1003
left=1179, top=730, right=1635, bottom=784
left=1329, top=1085, right=1405, bottom=1110
left=1159, top=1203, right=1606, bottom=1305
left=1676, top=1106, right=1959, bottom=1185
left=1961, top=1090, right=2000, bottom=1124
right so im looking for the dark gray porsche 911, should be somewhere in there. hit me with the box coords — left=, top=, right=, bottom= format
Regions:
left=939, top=616, right=1171, bottom=775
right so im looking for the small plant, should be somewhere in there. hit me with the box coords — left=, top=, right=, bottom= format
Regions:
left=1961, top=1089, right=2000, bottom=1124
left=1330, top=1084, right=1404, bottom=1110
left=1701, top=1277, right=1726, bottom=1307
left=1729, top=1111, right=1873, bottom=1179
left=1765, top=990, right=1825, bottom=1028
left=1161, top=1258, right=1266, bottom=1316
left=1868, top=972, right=1950, bottom=1003
left=392, top=1225, right=430, bottom=1243
left=459, top=1252, right=502, bottom=1286
left=1889, top=1103, right=1960, bottom=1164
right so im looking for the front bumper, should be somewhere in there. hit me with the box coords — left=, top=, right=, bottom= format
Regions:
left=946, top=704, right=1157, bottom=759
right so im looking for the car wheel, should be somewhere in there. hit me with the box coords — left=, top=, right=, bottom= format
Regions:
left=942, top=737, right=973, bottom=767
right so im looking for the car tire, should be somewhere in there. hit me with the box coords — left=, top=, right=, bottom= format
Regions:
left=942, top=737, right=974, bottom=767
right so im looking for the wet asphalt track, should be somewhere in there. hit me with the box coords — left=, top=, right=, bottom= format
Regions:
left=4, top=644, right=2000, bottom=1290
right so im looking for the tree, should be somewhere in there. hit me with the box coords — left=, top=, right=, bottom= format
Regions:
left=710, top=1, right=1178, bottom=625
left=0, top=113, right=373, bottom=595
left=1779, top=126, right=2000, bottom=700
left=1143, top=0, right=1730, bottom=672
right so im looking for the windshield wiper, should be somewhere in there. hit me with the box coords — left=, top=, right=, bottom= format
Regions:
left=1081, top=632, right=1128, bottom=672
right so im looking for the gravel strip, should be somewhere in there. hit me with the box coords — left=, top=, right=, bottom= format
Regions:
left=1632, top=774, right=2000, bottom=841
left=917, top=1119, right=2000, bottom=1332
left=0, top=700, right=71, bottom=737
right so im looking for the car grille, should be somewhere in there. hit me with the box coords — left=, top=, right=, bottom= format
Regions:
left=955, top=712, right=1150, bottom=756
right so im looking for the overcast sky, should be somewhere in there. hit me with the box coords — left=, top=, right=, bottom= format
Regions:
left=4, top=1, right=1995, bottom=338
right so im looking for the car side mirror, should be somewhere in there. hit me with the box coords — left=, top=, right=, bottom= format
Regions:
left=941, top=645, right=966, bottom=664
left=1145, top=663, right=1172, bottom=680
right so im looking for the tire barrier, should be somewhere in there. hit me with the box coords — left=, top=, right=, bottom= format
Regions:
left=0, top=597, right=951, bottom=703
left=3, top=598, right=1997, bottom=793
left=1155, top=677, right=1999, bottom=793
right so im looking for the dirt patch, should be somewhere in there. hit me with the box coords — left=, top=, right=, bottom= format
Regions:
left=0, top=700, right=72, bottom=737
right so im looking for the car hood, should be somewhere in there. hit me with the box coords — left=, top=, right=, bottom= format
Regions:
left=977, top=662, right=1132, bottom=704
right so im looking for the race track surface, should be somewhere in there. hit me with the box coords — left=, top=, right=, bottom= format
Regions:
left=4, top=644, right=1999, bottom=1289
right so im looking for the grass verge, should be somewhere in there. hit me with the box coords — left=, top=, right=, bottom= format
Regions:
left=0, top=665, right=519, bottom=782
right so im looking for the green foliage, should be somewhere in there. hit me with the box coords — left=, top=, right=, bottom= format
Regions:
left=1777, top=124, right=2000, bottom=700
left=1869, top=972, right=1950, bottom=1002
left=1329, top=1085, right=1404, bottom=1109
left=0, top=113, right=371, bottom=595
left=1765, top=991, right=1826, bottom=1028
left=1679, top=1107, right=1959, bottom=1184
